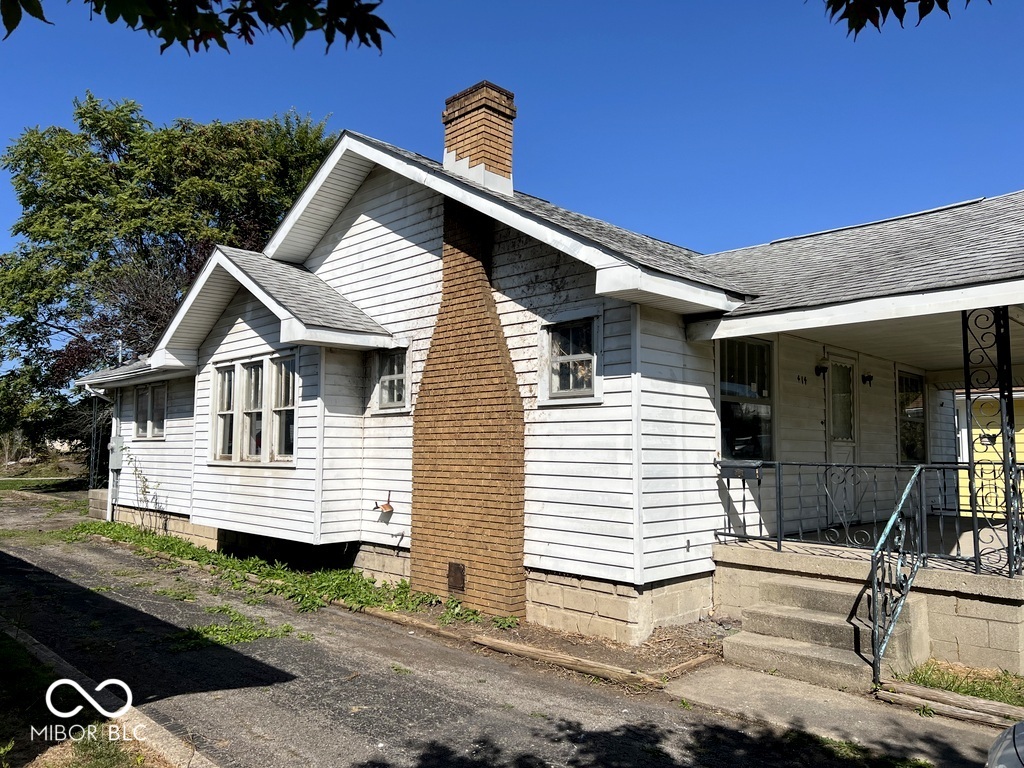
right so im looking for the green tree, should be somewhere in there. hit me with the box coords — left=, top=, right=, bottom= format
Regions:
left=0, top=0, right=390, bottom=53
left=826, top=0, right=990, bottom=36
left=0, top=94, right=336, bottom=438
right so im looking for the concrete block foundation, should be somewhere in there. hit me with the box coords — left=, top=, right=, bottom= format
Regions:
left=526, top=569, right=713, bottom=645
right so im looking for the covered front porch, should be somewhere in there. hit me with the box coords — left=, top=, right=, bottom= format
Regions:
left=699, top=303, right=1024, bottom=683
left=707, top=301, right=1024, bottom=579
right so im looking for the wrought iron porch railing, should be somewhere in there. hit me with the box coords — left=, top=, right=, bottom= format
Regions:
left=715, top=460, right=1023, bottom=578
left=870, top=466, right=924, bottom=685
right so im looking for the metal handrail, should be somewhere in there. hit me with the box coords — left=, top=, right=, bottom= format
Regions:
left=870, top=465, right=924, bottom=685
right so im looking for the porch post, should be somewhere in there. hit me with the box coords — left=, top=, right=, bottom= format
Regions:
left=961, top=307, right=1021, bottom=576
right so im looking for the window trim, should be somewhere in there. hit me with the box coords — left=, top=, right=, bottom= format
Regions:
left=375, top=347, right=409, bottom=412
left=717, top=337, right=776, bottom=461
left=537, top=307, right=604, bottom=407
left=134, top=383, right=167, bottom=440
left=210, top=353, right=298, bottom=465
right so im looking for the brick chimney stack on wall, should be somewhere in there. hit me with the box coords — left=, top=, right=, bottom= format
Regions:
left=442, top=81, right=517, bottom=196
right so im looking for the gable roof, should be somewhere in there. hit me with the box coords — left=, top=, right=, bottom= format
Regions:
left=264, top=131, right=746, bottom=316
left=216, top=246, right=387, bottom=336
left=702, top=190, right=1024, bottom=318
left=79, top=245, right=393, bottom=388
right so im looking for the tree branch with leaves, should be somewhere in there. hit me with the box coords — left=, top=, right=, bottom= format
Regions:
left=0, top=0, right=390, bottom=52
left=825, top=0, right=991, bottom=36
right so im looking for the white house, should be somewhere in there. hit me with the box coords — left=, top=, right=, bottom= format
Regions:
left=80, top=83, right=1024, bottom=681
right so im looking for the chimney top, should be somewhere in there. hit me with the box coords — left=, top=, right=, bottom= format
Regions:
left=442, top=81, right=516, bottom=196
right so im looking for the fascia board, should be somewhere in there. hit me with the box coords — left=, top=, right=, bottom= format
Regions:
left=596, top=264, right=744, bottom=313
left=686, top=279, right=1024, bottom=341
left=153, top=248, right=293, bottom=357
left=75, top=366, right=196, bottom=390
left=151, top=249, right=223, bottom=354
left=345, top=137, right=622, bottom=271
left=279, top=318, right=395, bottom=349
left=264, top=133, right=359, bottom=260
left=264, top=133, right=739, bottom=309
left=149, top=348, right=199, bottom=368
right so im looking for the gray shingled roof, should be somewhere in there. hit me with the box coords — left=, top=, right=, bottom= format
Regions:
left=351, top=133, right=745, bottom=294
left=218, top=246, right=389, bottom=336
left=702, top=191, right=1024, bottom=317
left=77, top=359, right=152, bottom=385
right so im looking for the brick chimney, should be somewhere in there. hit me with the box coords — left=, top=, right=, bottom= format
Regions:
left=442, top=81, right=516, bottom=196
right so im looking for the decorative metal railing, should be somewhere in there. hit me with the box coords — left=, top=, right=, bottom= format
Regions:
left=716, top=460, right=1023, bottom=577
left=870, top=466, right=924, bottom=685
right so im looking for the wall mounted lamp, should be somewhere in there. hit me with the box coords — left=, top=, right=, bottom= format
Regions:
left=862, top=373, right=874, bottom=386
left=814, top=358, right=830, bottom=378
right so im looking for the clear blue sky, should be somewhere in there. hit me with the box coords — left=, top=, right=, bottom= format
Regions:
left=1, top=1, right=1023, bottom=257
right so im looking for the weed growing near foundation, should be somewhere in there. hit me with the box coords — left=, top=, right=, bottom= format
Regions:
left=64, top=521, right=442, bottom=615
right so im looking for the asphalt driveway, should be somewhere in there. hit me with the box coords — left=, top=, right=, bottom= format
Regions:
left=0, top=493, right=990, bottom=768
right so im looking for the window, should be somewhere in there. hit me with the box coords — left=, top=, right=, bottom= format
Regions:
left=134, top=383, right=166, bottom=439
left=242, top=362, right=263, bottom=460
left=213, top=355, right=296, bottom=462
left=216, top=367, right=235, bottom=460
left=720, top=339, right=773, bottom=460
left=549, top=319, right=595, bottom=397
left=273, top=357, right=296, bottom=457
left=377, top=350, right=407, bottom=409
left=898, top=372, right=927, bottom=463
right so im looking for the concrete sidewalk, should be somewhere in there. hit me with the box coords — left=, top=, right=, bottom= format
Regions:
left=667, top=664, right=997, bottom=767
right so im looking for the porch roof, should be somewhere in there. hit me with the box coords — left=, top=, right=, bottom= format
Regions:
left=700, top=190, right=1024, bottom=318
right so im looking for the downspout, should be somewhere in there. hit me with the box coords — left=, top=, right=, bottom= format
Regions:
left=630, top=303, right=646, bottom=587
left=108, top=389, right=121, bottom=522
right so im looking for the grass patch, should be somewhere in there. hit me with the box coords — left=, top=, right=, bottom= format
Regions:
left=903, top=659, right=1024, bottom=708
left=62, top=521, right=444, bottom=615
left=153, top=587, right=196, bottom=602
left=168, top=605, right=294, bottom=651
left=810, top=734, right=932, bottom=767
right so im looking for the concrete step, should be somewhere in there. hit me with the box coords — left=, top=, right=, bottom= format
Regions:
left=752, top=575, right=930, bottom=668
left=759, top=575, right=870, bottom=617
left=743, top=603, right=866, bottom=652
left=723, top=631, right=873, bottom=691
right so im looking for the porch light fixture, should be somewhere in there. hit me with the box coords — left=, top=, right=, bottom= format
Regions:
left=861, top=373, right=874, bottom=386
left=814, top=358, right=830, bottom=378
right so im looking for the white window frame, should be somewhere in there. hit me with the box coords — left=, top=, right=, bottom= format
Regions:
left=134, top=383, right=167, bottom=439
left=537, top=307, right=603, bottom=407
left=271, top=356, right=297, bottom=458
left=718, top=337, right=775, bottom=461
left=210, top=353, right=297, bottom=464
left=375, top=348, right=409, bottom=411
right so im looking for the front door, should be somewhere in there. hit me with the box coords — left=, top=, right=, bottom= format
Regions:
left=826, top=353, right=858, bottom=525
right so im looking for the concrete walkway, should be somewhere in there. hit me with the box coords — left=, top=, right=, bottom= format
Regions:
left=667, top=664, right=997, bottom=767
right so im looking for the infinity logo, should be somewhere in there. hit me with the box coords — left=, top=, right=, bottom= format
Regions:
left=45, top=679, right=133, bottom=719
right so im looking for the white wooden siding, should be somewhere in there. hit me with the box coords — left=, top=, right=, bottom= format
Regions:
left=189, top=287, right=320, bottom=542
left=114, top=377, right=195, bottom=515
left=303, top=166, right=441, bottom=548
left=638, top=307, right=720, bottom=582
left=491, top=225, right=636, bottom=583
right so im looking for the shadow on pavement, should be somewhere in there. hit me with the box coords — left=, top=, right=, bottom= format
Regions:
left=0, top=547, right=294, bottom=767
left=355, top=718, right=988, bottom=768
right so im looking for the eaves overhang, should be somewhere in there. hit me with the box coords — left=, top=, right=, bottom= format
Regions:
left=686, top=278, right=1024, bottom=341
left=264, top=132, right=740, bottom=315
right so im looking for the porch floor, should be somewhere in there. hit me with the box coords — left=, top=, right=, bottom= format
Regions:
left=719, top=514, right=1011, bottom=576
